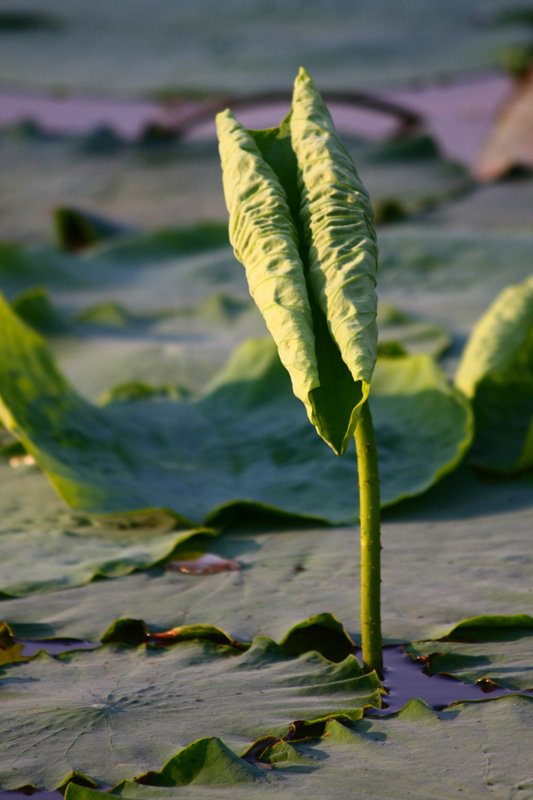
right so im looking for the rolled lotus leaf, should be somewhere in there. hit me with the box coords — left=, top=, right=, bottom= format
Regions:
left=216, top=110, right=318, bottom=409
left=455, top=276, right=533, bottom=472
left=290, top=67, right=378, bottom=392
left=217, top=69, right=378, bottom=454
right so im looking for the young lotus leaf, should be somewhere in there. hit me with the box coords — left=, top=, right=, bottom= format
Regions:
left=0, top=637, right=381, bottom=789
left=217, top=68, right=377, bottom=454
left=64, top=697, right=533, bottom=800
left=0, top=295, right=471, bottom=526
left=455, top=276, right=533, bottom=472
left=405, top=614, right=533, bottom=690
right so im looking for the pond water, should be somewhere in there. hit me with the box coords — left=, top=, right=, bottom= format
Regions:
left=368, top=645, right=527, bottom=715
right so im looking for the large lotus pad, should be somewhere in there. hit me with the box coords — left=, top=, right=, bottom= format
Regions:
left=0, top=296, right=471, bottom=524
left=0, top=637, right=381, bottom=789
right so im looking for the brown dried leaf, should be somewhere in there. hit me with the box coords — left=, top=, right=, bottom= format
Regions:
left=165, top=553, right=241, bottom=575
left=476, top=67, right=533, bottom=180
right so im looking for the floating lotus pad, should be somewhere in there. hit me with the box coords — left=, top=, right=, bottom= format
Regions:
left=0, top=293, right=471, bottom=524
left=0, top=635, right=381, bottom=789
left=406, top=614, right=533, bottom=690
left=0, top=126, right=471, bottom=244
left=0, top=468, right=210, bottom=597
left=63, top=696, right=533, bottom=799
left=3, top=468, right=532, bottom=642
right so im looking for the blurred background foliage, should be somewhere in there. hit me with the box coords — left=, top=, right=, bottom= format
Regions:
left=1, top=0, right=532, bottom=241
left=0, top=0, right=531, bottom=94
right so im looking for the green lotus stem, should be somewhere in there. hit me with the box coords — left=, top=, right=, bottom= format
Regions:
left=354, top=400, right=383, bottom=677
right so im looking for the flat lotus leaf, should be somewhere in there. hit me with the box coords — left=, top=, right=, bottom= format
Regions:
left=376, top=228, right=533, bottom=340
left=6, top=274, right=452, bottom=404
left=1, top=230, right=257, bottom=400
left=3, top=466, right=531, bottom=644
left=68, top=737, right=266, bottom=793
left=70, top=226, right=533, bottom=328
left=0, top=637, right=381, bottom=789
left=0, top=294, right=471, bottom=525
left=64, top=697, right=533, bottom=800
left=0, top=461, right=210, bottom=597
left=0, top=224, right=233, bottom=309
left=35, top=229, right=533, bottom=403
left=455, top=276, right=533, bottom=472
left=0, top=1, right=528, bottom=94
left=47, top=137, right=464, bottom=234
left=262, top=697, right=533, bottom=800
left=351, top=134, right=470, bottom=224
left=405, top=614, right=533, bottom=690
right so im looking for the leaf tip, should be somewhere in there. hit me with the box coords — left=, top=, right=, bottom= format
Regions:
left=296, top=65, right=311, bottom=82
left=215, top=108, right=236, bottom=135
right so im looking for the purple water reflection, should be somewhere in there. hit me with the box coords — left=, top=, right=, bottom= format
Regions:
left=367, top=646, right=529, bottom=715
left=0, top=74, right=511, bottom=167
left=18, top=639, right=98, bottom=657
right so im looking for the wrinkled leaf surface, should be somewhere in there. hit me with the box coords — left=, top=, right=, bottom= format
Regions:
left=217, top=70, right=378, bottom=453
